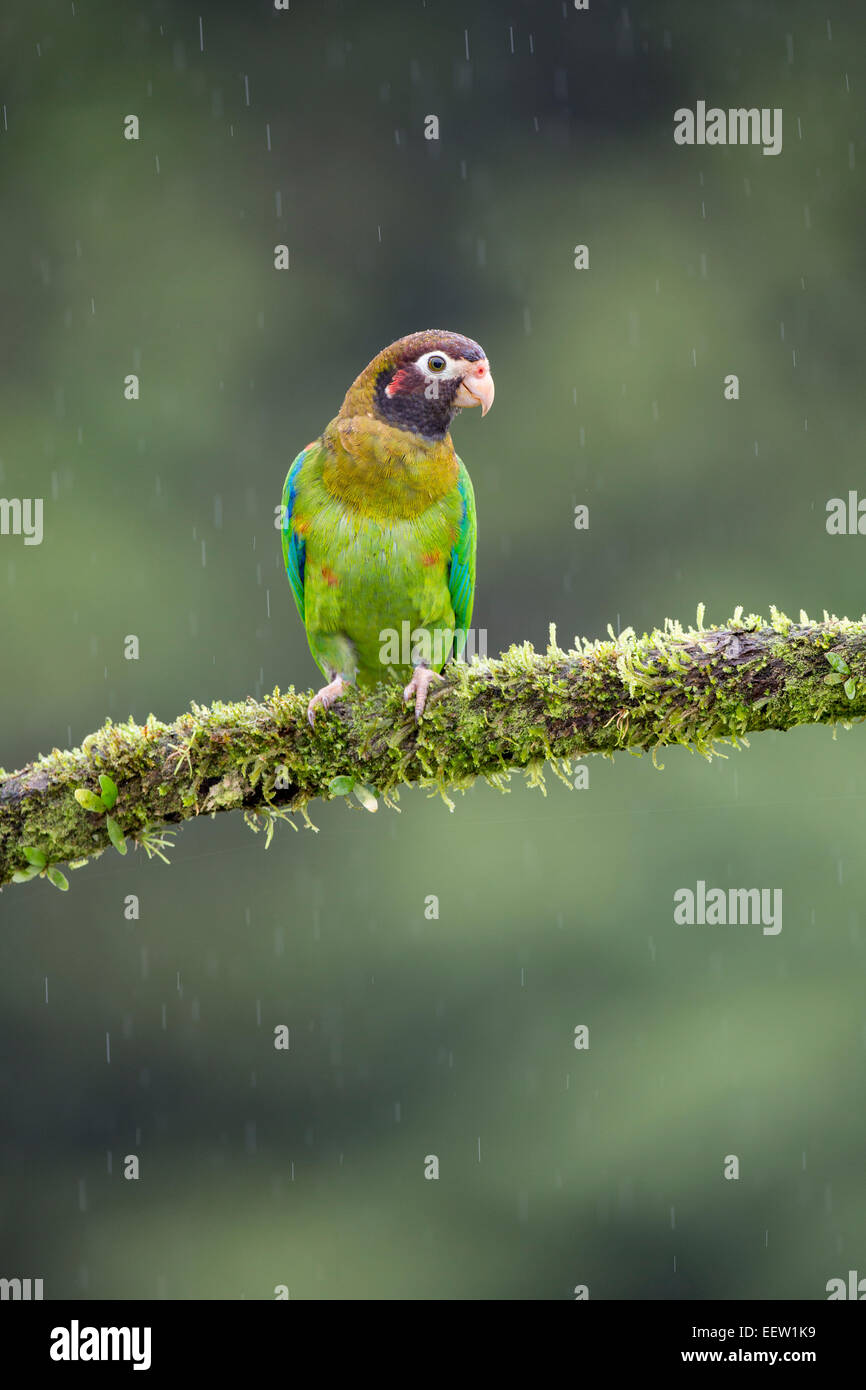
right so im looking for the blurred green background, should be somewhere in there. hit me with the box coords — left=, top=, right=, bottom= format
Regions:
left=2, top=0, right=865, bottom=1299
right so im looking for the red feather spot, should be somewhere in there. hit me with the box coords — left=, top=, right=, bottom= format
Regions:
left=321, top=565, right=339, bottom=587
left=385, top=367, right=412, bottom=398
left=422, top=551, right=441, bottom=567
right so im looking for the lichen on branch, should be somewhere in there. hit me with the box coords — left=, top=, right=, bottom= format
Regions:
left=2, top=607, right=865, bottom=890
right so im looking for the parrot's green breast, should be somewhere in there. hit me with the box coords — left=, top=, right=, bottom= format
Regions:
left=283, top=421, right=476, bottom=687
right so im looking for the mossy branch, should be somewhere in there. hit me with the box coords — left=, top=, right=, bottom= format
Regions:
left=2, top=608, right=866, bottom=890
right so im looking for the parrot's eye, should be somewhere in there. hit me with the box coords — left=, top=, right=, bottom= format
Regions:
left=426, top=354, right=447, bottom=373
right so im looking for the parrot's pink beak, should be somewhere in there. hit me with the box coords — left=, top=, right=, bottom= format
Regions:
left=454, top=359, right=494, bottom=416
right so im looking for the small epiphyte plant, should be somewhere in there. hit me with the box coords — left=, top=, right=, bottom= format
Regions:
left=12, top=846, right=69, bottom=891
left=73, top=774, right=127, bottom=854
left=824, top=651, right=857, bottom=701
left=327, top=775, right=378, bottom=812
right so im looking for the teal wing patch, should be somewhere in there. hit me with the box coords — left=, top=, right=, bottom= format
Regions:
left=447, top=458, right=477, bottom=659
left=281, top=444, right=312, bottom=624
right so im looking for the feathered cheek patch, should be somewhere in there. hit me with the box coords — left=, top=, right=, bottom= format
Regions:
left=384, top=367, right=414, bottom=398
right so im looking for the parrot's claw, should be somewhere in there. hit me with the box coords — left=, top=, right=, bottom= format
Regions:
left=307, top=676, right=348, bottom=726
left=403, top=665, right=443, bottom=722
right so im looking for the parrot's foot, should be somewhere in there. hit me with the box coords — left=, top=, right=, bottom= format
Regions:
left=307, top=675, right=348, bottom=727
left=403, top=665, right=443, bottom=722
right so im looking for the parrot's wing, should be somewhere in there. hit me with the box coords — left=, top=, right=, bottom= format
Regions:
left=447, top=458, right=477, bottom=658
left=281, top=443, right=314, bottom=624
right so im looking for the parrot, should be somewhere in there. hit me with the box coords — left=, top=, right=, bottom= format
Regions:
left=281, top=329, right=494, bottom=724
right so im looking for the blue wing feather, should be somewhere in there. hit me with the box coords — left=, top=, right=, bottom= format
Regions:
left=447, top=460, right=477, bottom=659
left=281, top=445, right=311, bottom=624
